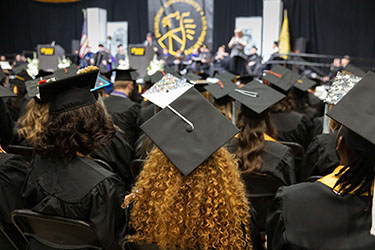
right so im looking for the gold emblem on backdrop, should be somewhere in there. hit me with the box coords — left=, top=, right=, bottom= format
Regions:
left=154, top=0, right=207, bottom=56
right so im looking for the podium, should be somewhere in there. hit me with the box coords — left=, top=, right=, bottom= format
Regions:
left=37, top=44, right=65, bottom=71
left=128, top=44, right=154, bottom=78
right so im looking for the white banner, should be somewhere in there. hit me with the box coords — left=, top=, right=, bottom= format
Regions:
left=107, top=22, right=128, bottom=56
left=235, top=17, right=263, bottom=55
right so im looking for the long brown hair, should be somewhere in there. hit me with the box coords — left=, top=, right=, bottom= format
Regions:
left=124, top=147, right=253, bottom=250
left=33, top=102, right=115, bottom=157
left=270, top=91, right=295, bottom=113
left=236, top=105, right=276, bottom=174
left=17, top=98, right=49, bottom=144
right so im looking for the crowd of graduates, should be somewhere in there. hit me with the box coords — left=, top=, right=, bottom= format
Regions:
left=0, top=43, right=375, bottom=250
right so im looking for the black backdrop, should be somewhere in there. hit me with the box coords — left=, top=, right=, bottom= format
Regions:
left=1, top=0, right=375, bottom=66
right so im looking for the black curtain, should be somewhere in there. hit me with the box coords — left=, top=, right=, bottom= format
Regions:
left=284, top=0, right=375, bottom=69
left=213, top=0, right=263, bottom=53
left=0, top=0, right=148, bottom=55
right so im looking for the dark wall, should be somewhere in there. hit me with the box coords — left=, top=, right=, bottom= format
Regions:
left=284, top=0, right=375, bottom=60
left=0, top=0, right=148, bottom=55
left=1, top=0, right=375, bottom=66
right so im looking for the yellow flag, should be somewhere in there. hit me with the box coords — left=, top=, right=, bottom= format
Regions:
left=279, top=9, right=291, bottom=59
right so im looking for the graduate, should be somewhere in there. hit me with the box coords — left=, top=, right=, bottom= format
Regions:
left=103, top=69, right=141, bottom=147
left=22, top=68, right=125, bottom=250
left=266, top=72, right=375, bottom=250
left=264, top=65, right=315, bottom=148
left=225, top=81, right=295, bottom=231
left=299, top=72, right=361, bottom=181
left=0, top=85, right=29, bottom=250
left=122, top=85, right=262, bottom=249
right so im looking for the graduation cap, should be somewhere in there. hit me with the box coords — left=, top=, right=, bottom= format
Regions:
left=327, top=71, right=375, bottom=145
left=11, top=64, right=32, bottom=94
left=341, top=64, right=366, bottom=77
left=38, top=69, right=98, bottom=115
left=114, top=68, right=139, bottom=81
left=0, top=85, right=16, bottom=98
left=91, top=74, right=112, bottom=92
left=53, top=64, right=78, bottom=79
left=35, top=69, right=54, bottom=79
left=183, top=71, right=201, bottom=82
left=215, top=71, right=238, bottom=81
left=204, top=76, right=238, bottom=100
left=140, top=87, right=239, bottom=176
left=294, top=77, right=317, bottom=92
left=263, top=65, right=299, bottom=93
left=142, top=73, right=192, bottom=108
left=325, top=72, right=361, bottom=105
left=229, top=80, right=285, bottom=114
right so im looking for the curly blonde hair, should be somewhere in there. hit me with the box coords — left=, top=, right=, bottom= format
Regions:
left=17, top=99, right=49, bottom=144
left=124, top=147, right=253, bottom=250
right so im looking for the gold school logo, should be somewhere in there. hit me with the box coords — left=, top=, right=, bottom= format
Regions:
left=154, top=0, right=207, bottom=56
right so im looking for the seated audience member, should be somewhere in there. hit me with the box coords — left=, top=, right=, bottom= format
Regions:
left=22, top=67, right=125, bottom=250
left=104, top=69, right=141, bottom=147
left=0, top=86, right=29, bottom=250
left=122, top=84, right=262, bottom=249
left=264, top=65, right=315, bottom=149
left=299, top=72, right=361, bottom=181
left=266, top=72, right=375, bottom=250
left=247, top=46, right=262, bottom=77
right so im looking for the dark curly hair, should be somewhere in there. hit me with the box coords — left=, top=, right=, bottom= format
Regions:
left=33, top=102, right=115, bottom=158
left=270, top=91, right=295, bottom=113
left=236, top=105, right=276, bottom=174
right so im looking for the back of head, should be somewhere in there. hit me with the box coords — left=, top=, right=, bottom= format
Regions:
left=126, top=146, right=253, bottom=249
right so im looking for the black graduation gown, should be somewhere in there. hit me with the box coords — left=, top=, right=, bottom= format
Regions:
left=139, top=101, right=156, bottom=125
left=270, top=111, right=314, bottom=149
left=22, top=154, right=125, bottom=250
left=121, top=203, right=263, bottom=250
left=266, top=172, right=375, bottom=250
left=299, top=131, right=339, bottom=181
left=91, top=130, right=135, bottom=191
left=104, top=95, right=141, bottom=147
left=0, top=153, right=29, bottom=249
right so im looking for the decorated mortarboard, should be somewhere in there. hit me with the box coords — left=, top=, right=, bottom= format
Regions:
left=325, top=72, right=361, bottom=105
left=263, top=65, right=299, bottom=93
left=91, top=74, right=112, bottom=92
left=38, top=69, right=99, bottom=115
left=114, top=68, right=139, bottom=81
left=142, top=73, right=192, bottom=108
left=229, top=80, right=285, bottom=114
left=293, top=77, right=317, bottom=92
left=327, top=71, right=375, bottom=145
left=0, top=85, right=16, bottom=98
left=140, top=87, right=239, bottom=176
left=204, top=76, right=238, bottom=100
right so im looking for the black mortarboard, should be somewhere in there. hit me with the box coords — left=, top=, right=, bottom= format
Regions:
left=35, top=69, right=54, bottom=78
left=204, top=76, right=238, bottom=100
left=149, top=71, right=165, bottom=84
left=39, top=70, right=98, bottom=115
left=229, top=80, right=285, bottom=114
left=327, top=71, right=375, bottom=145
left=114, top=68, right=138, bottom=81
left=183, top=71, right=201, bottom=82
left=215, top=71, right=237, bottom=81
left=294, top=77, right=317, bottom=92
left=0, top=85, right=16, bottom=98
left=140, top=87, right=239, bottom=176
left=263, top=65, right=299, bottom=93
left=53, top=65, right=78, bottom=79
left=341, top=64, right=366, bottom=77
left=11, top=64, right=32, bottom=94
